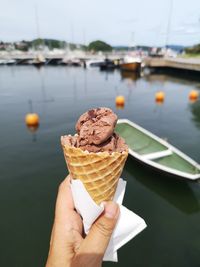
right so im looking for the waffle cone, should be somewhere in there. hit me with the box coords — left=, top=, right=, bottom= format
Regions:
left=61, top=137, right=128, bottom=204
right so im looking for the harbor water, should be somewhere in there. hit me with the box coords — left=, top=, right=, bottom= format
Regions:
left=0, top=66, right=200, bottom=267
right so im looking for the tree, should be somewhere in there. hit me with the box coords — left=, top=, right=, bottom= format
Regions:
left=88, top=40, right=112, bottom=52
left=185, top=44, right=200, bottom=54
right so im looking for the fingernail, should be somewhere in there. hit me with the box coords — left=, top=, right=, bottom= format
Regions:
left=104, top=202, right=119, bottom=219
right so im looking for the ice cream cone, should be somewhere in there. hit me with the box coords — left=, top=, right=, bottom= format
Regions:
left=61, top=137, right=128, bottom=205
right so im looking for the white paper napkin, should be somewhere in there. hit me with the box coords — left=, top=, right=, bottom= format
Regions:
left=70, top=178, right=147, bottom=262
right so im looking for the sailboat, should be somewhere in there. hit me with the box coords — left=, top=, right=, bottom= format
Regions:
left=120, top=32, right=141, bottom=72
left=32, top=54, right=46, bottom=67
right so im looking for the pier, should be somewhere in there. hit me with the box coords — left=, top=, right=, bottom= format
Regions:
left=144, top=57, right=200, bottom=72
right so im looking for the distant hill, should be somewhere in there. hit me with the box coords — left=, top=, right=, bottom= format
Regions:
left=88, top=40, right=112, bottom=52
left=0, top=38, right=86, bottom=51
left=185, top=43, right=200, bottom=54
left=31, top=38, right=66, bottom=49
left=0, top=38, right=189, bottom=53
left=113, top=46, right=129, bottom=51
left=30, top=38, right=86, bottom=50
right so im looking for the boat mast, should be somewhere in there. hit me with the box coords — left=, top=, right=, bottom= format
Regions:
left=165, top=0, right=173, bottom=48
left=34, top=4, right=44, bottom=52
left=131, top=32, right=135, bottom=51
left=34, top=5, right=40, bottom=39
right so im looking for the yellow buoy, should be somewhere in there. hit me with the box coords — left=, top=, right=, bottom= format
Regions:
left=115, top=95, right=125, bottom=106
left=25, top=113, right=40, bottom=126
left=155, top=91, right=165, bottom=103
left=189, top=90, right=199, bottom=101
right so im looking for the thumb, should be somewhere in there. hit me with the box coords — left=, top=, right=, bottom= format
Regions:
left=78, top=202, right=119, bottom=259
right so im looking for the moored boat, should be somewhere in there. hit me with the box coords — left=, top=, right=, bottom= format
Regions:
left=62, top=57, right=82, bottom=66
left=0, top=59, right=7, bottom=65
left=85, top=59, right=105, bottom=68
left=32, top=54, right=46, bottom=67
left=99, top=59, right=116, bottom=71
left=115, top=119, right=200, bottom=180
left=120, top=56, right=141, bottom=72
left=6, top=59, right=16, bottom=65
left=0, top=59, right=16, bottom=65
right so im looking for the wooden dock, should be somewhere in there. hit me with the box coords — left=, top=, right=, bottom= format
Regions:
left=144, top=57, right=200, bottom=72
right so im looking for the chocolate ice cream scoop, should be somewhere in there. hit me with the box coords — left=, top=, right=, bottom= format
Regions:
left=62, top=133, right=127, bottom=153
left=62, top=107, right=128, bottom=154
left=76, top=107, right=117, bottom=145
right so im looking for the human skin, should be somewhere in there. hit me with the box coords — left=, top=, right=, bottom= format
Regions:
left=46, top=176, right=119, bottom=267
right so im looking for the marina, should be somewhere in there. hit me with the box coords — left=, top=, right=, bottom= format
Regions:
left=1, top=0, right=200, bottom=266
left=1, top=51, right=200, bottom=75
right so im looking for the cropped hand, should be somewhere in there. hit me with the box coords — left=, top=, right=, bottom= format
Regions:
left=46, top=175, right=119, bottom=267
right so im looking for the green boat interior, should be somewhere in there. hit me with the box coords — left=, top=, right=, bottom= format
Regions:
left=115, top=122, right=200, bottom=175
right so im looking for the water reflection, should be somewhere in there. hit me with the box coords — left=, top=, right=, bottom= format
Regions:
left=144, top=74, right=169, bottom=83
left=190, top=101, right=200, bottom=129
left=26, top=124, right=39, bottom=142
left=125, top=157, right=200, bottom=214
left=73, top=75, right=77, bottom=102
left=149, top=68, right=200, bottom=83
left=144, top=72, right=200, bottom=86
left=83, top=69, right=88, bottom=95
left=119, top=70, right=140, bottom=106
left=103, top=69, right=115, bottom=81
left=120, top=70, right=140, bottom=82
left=38, top=67, right=54, bottom=105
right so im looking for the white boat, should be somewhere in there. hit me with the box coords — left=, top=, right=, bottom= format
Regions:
left=115, top=119, right=200, bottom=180
left=6, top=59, right=16, bottom=65
left=0, top=59, right=8, bottom=65
left=0, top=59, right=16, bottom=65
left=85, top=59, right=105, bottom=68
left=32, top=54, right=46, bottom=66
left=62, top=57, right=82, bottom=66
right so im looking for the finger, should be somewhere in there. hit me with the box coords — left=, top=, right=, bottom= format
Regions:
left=52, top=175, right=83, bottom=242
left=50, top=176, right=73, bottom=242
left=77, top=202, right=119, bottom=260
left=55, top=175, right=74, bottom=219
left=49, top=224, right=55, bottom=246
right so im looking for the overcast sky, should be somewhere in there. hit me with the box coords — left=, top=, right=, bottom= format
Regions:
left=1, top=0, right=200, bottom=46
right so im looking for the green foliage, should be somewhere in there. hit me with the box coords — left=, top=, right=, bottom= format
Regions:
left=33, top=38, right=44, bottom=47
left=44, top=39, right=65, bottom=49
left=0, top=41, right=5, bottom=50
left=88, top=40, right=112, bottom=52
left=1, top=39, right=111, bottom=52
left=185, top=44, right=200, bottom=55
left=69, top=43, right=76, bottom=50
left=31, top=38, right=66, bottom=49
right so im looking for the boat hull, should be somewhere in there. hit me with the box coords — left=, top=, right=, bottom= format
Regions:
left=33, top=62, right=45, bottom=67
left=127, top=151, right=199, bottom=181
left=116, top=119, right=200, bottom=180
left=120, top=62, right=141, bottom=72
